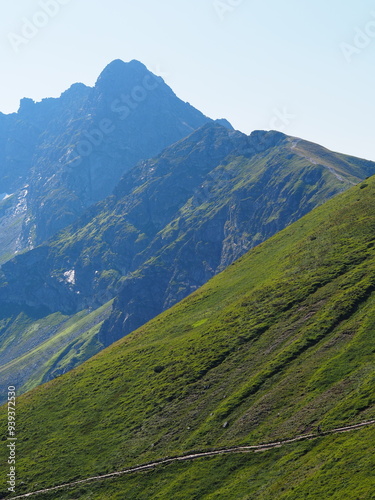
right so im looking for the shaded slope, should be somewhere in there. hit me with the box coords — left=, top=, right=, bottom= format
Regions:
left=0, top=59, right=210, bottom=257
left=1, top=175, right=374, bottom=498
left=23, top=60, right=211, bottom=245
left=0, top=84, right=92, bottom=259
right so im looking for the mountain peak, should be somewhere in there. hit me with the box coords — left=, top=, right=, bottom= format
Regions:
left=18, top=97, right=35, bottom=113
left=103, top=58, right=146, bottom=71
left=60, top=82, right=90, bottom=100
left=214, top=118, right=234, bottom=130
left=95, top=59, right=149, bottom=89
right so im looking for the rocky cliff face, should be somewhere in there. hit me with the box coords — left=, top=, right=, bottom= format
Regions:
left=0, top=59, right=210, bottom=258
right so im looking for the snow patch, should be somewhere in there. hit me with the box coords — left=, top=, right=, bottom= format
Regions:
left=0, top=193, right=12, bottom=201
left=63, top=269, right=76, bottom=285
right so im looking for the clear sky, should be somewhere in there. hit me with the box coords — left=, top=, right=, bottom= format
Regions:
left=0, top=0, right=374, bottom=160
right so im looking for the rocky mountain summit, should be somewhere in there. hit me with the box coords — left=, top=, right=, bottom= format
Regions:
left=0, top=59, right=210, bottom=261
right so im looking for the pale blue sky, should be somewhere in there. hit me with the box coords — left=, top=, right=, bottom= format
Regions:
left=0, top=0, right=374, bottom=160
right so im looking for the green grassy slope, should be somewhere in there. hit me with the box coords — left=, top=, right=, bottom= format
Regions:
left=1, top=176, right=375, bottom=499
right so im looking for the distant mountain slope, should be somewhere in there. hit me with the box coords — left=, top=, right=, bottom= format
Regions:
left=0, top=59, right=210, bottom=260
left=1, top=123, right=375, bottom=400
left=1, top=170, right=374, bottom=499
left=0, top=300, right=113, bottom=401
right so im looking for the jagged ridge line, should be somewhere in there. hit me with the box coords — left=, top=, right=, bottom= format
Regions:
left=9, top=419, right=375, bottom=499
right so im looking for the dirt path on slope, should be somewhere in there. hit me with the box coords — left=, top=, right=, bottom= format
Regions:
left=9, top=419, right=375, bottom=499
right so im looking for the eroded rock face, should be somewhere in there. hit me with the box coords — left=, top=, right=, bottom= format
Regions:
left=0, top=59, right=210, bottom=260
